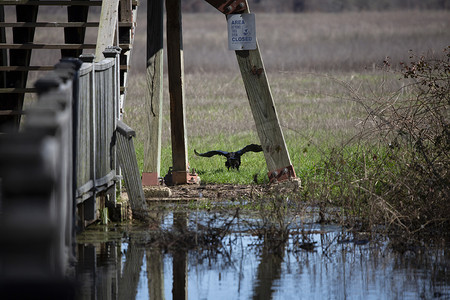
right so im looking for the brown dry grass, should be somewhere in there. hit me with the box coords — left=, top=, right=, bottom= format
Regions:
left=128, top=10, right=450, bottom=74
left=15, top=8, right=449, bottom=164
left=122, top=10, right=449, bottom=146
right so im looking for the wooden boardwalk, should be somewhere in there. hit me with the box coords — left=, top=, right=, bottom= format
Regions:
left=0, top=0, right=137, bottom=129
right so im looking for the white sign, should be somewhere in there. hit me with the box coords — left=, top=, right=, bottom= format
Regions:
left=227, top=13, right=256, bottom=51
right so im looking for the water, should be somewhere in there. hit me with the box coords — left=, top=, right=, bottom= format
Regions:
left=75, top=211, right=450, bottom=300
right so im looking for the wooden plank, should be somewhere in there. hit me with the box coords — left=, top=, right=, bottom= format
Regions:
left=1, top=1, right=103, bottom=6
left=0, top=43, right=96, bottom=49
left=95, top=0, right=120, bottom=62
left=143, top=0, right=164, bottom=183
left=0, top=88, right=38, bottom=93
left=1, top=0, right=137, bottom=5
left=0, top=43, right=130, bottom=50
left=0, top=110, right=25, bottom=116
left=233, top=2, right=293, bottom=173
left=0, top=22, right=133, bottom=27
left=0, top=22, right=96, bottom=27
left=166, top=0, right=189, bottom=181
left=0, top=66, right=54, bottom=71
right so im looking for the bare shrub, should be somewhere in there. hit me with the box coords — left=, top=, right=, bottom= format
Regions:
left=324, top=47, right=450, bottom=235
left=378, top=48, right=449, bottom=233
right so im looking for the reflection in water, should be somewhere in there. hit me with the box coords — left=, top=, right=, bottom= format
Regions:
left=75, top=213, right=450, bottom=299
left=119, top=242, right=144, bottom=299
left=147, top=248, right=165, bottom=300
left=172, top=212, right=188, bottom=300
left=252, top=241, right=285, bottom=300
left=76, top=242, right=120, bottom=299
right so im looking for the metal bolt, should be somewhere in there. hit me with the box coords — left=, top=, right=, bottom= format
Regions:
left=239, top=3, right=245, bottom=9
left=225, top=5, right=232, bottom=12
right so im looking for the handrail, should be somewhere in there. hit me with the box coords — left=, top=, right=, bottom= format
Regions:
left=0, top=60, right=80, bottom=293
left=0, top=46, right=145, bottom=294
left=95, top=0, right=120, bottom=62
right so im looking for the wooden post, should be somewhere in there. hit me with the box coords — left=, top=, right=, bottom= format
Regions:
left=165, top=0, right=199, bottom=185
left=204, top=0, right=296, bottom=183
left=95, top=0, right=120, bottom=62
left=142, top=0, right=164, bottom=186
left=235, top=48, right=295, bottom=181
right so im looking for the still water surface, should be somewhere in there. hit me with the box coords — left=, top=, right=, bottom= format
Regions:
left=76, top=211, right=450, bottom=299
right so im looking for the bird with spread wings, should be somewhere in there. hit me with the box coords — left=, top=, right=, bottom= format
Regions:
left=194, top=144, right=263, bottom=171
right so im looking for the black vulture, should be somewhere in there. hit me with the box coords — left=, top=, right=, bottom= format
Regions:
left=194, top=144, right=263, bottom=171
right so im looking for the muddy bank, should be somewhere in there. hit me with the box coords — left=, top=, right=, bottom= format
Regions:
left=142, top=180, right=301, bottom=201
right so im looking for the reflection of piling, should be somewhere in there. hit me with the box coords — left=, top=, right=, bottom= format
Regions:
left=76, top=242, right=121, bottom=299
left=252, top=242, right=286, bottom=299
left=173, top=212, right=188, bottom=300
left=76, top=244, right=97, bottom=299
left=118, top=243, right=145, bottom=300
left=147, top=210, right=166, bottom=299
left=147, top=248, right=166, bottom=300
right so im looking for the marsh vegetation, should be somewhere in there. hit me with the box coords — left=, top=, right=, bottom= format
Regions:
left=119, top=11, right=450, bottom=240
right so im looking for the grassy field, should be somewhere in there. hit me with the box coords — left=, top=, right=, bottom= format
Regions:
left=121, top=10, right=449, bottom=184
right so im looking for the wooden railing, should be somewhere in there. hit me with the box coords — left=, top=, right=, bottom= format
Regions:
left=76, top=46, right=146, bottom=225
left=75, top=47, right=121, bottom=225
left=0, top=46, right=145, bottom=296
left=0, top=60, right=79, bottom=297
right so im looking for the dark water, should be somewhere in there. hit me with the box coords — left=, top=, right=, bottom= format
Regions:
left=75, top=211, right=450, bottom=300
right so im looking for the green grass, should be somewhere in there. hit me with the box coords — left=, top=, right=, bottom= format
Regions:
left=134, top=130, right=372, bottom=186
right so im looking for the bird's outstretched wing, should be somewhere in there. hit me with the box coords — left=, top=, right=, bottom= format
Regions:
left=236, top=144, right=263, bottom=156
left=194, top=149, right=229, bottom=157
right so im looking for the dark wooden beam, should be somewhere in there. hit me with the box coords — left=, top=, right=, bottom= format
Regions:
left=142, top=0, right=164, bottom=185
left=166, top=0, right=190, bottom=184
